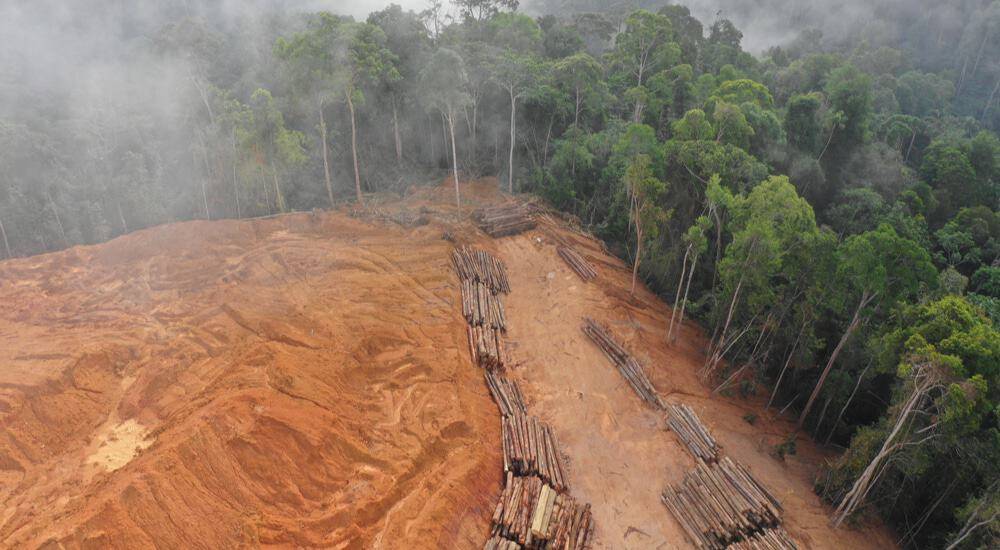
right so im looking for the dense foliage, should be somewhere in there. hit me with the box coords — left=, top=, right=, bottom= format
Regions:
left=0, top=1, right=997, bottom=547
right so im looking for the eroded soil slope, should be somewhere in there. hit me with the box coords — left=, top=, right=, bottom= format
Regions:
left=0, top=206, right=499, bottom=548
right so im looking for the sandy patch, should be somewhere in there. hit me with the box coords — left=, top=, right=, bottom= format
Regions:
left=87, top=419, right=154, bottom=472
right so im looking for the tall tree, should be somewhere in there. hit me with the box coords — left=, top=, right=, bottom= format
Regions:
left=274, top=13, right=346, bottom=208
left=455, top=0, right=519, bottom=23
left=553, top=52, right=603, bottom=130
left=611, top=10, right=678, bottom=123
left=624, top=153, right=668, bottom=295
left=491, top=51, right=542, bottom=193
left=420, top=48, right=471, bottom=208
left=344, top=22, right=401, bottom=202
left=798, top=224, right=937, bottom=428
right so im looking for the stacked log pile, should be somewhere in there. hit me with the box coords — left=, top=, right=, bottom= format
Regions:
left=468, top=324, right=507, bottom=370
left=475, top=204, right=537, bottom=238
left=661, top=457, right=786, bottom=549
left=726, top=528, right=797, bottom=550
left=502, top=413, right=568, bottom=491
left=453, top=246, right=511, bottom=294
left=462, top=279, right=507, bottom=330
left=491, top=472, right=595, bottom=549
left=452, top=246, right=593, bottom=549
left=486, top=371, right=527, bottom=417
left=582, top=318, right=664, bottom=409
left=556, top=247, right=597, bottom=282
left=666, top=404, right=720, bottom=463
left=454, top=247, right=510, bottom=370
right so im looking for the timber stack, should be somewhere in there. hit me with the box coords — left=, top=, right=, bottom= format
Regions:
left=661, top=457, right=786, bottom=549
left=475, top=204, right=537, bottom=238
left=666, top=403, right=720, bottom=463
left=454, top=247, right=510, bottom=370
left=490, top=472, right=595, bottom=549
left=582, top=317, right=664, bottom=409
left=452, top=246, right=594, bottom=549
left=463, top=279, right=508, bottom=330
left=557, top=246, right=597, bottom=282
left=468, top=324, right=507, bottom=370
left=453, top=246, right=511, bottom=294
left=502, top=413, right=568, bottom=491
left=486, top=371, right=527, bottom=417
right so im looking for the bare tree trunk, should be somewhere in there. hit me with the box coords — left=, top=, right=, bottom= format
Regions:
left=0, top=214, right=11, bottom=259
left=428, top=114, right=436, bottom=164
left=631, top=220, right=643, bottom=295
left=347, top=91, right=362, bottom=203
left=319, top=103, right=334, bottom=208
left=231, top=129, right=241, bottom=219
left=448, top=111, right=460, bottom=209
left=799, top=291, right=875, bottom=428
left=983, top=73, right=1000, bottom=121
left=833, top=368, right=939, bottom=526
left=945, top=481, right=1000, bottom=550
left=675, top=253, right=698, bottom=343
left=574, top=87, right=582, bottom=130
left=970, top=29, right=991, bottom=79
left=818, top=125, right=837, bottom=161
left=117, top=201, right=128, bottom=234
left=669, top=245, right=692, bottom=342
left=271, top=167, right=285, bottom=213
left=710, top=275, right=745, bottom=370
left=825, top=362, right=871, bottom=445
left=813, top=396, right=832, bottom=438
left=543, top=115, right=555, bottom=166
left=711, top=205, right=723, bottom=288
left=392, top=98, right=403, bottom=164
left=46, top=191, right=69, bottom=247
left=188, top=69, right=215, bottom=126
left=768, top=321, right=805, bottom=409
left=905, top=128, right=917, bottom=162
left=194, top=149, right=210, bottom=220
left=508, top=89, right=517, bottom=194
left=197, top=136, right=213, bottom=221
left=633, top=99, right=644, bottom=124
left=258, top=165, right=271, bottom=214
left=470, top=92, right=479, bottom=167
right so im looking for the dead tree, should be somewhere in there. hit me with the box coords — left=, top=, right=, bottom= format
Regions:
left=832, top=358, right=946, bottom=527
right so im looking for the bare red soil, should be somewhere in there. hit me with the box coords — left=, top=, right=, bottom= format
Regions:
left=0, top=178, right=895, bottom=549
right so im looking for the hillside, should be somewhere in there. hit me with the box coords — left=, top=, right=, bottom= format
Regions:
left=0, top=180, right=896, bottom=548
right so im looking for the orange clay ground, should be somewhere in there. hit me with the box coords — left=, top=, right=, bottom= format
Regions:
left=0, top=178, right=896, bottom=549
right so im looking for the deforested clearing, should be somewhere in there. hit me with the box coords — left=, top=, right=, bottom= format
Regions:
left=0, top=181, right=895, bottom=548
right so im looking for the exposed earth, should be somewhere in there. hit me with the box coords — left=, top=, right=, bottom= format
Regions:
left=0, top=179, right=896, bottom=549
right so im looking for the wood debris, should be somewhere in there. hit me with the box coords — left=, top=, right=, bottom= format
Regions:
left=661, top=457, right=785, bottom=549
left=491, top=472, right=595, bottom=549
left=556, top=247, right=597, bottom=282
left=475, top=204, right=537, bottom=238
left=484, top=535, right=523, bottom=550
left=453, top=246, right=511, bottom=294
left=726, top=527, right=798, bottom=550
left=502, top=413, right=568, bottom=492
left=581, top=317, right=664, bottom=409
left=666, top=403, right=720, bottom=463
left=462, top=279, right=507, bottom=330
left=486, top=371, right=527, bottom=417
